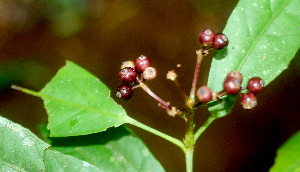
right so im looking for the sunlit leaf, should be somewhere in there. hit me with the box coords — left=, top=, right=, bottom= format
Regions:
left=270, top=130, right=300, bottom=172
left=39, top=61, right=130, bottom=137
left=207, top=0, right=300, bottom=117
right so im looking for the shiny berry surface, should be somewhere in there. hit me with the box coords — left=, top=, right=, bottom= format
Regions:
left=143, top=67, right=157, bottom=80
left=116, top=84, right=133, bottom=100
left=199, top=29, right=215, bottom=47
left=226, top=71, right=243, bottom=83
left=247, top=77, right=264, bottom=94
left=119, top=67, right=137, bottom=84
left=196, top=86, right=212, bottom=103
left=134, top=55, right=151, bottom=72
left=223, top=77, right=241, bottom=95
left=241, top=92, right=257, bottom=109
left=213, top=33, right=228, bottom=50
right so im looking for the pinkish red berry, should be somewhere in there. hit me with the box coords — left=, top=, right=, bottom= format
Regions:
left=196, top=86, right=212, bottom=103
left=226, top=71, right=243, bottom=83
left=223, top=77, right=241, bottom=95
left=199, top=29, right=215, bottom=47
left=134, top=55, right=151, bottom=72
left=213, top=33, right=228, bottom=50
left=241, top=92, right=257, bottom=109
left=116, top=84, right=133, bottom=100
left=119, top=67, right=137, bottom=84
left=247, top=77, right=264, bottom=94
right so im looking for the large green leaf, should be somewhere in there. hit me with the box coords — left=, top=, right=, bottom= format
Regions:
left=40, top=124, right=165, bottom=172
left=207, top=0, right=300, bottom=117
left=270, top=130, right=300, bottom=172
left=0, top=115, right=102, bottom=171
left=39, top=61, right=130, bottom=137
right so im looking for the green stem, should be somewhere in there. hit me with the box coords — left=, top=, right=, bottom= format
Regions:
left=184, top=110, right=195, bottom=172
left=194, top=116, right=216, bottom=143
left=127, top=117, right=186, bottom=153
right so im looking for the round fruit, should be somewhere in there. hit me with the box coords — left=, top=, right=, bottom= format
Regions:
left=213, top=33, right=228, bottom=50
left=223, top=77, right=241, bottom=95
left=116, top=84, right=133, bottom=100
left=199, top=29, right=215, bottom=47
left=196, top=86, right=212, bottom=103
left=226, top=71, right=243, bottom=83
left=134, top=55, right=151, bottom=72
left=247, top=77, right=264, bottom=94
left=119, top=67, right=137, bottom=84
left=241, top=92, right=257, bottom=109
left=143, top=67, right=157, bottom=80
left=121, top=61, right=135, bottom=69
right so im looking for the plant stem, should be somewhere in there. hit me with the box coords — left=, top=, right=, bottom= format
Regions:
left=189, top=50, right=204, bottom=101
left=184, top=110, right=195, bottom=172
left=127, top=117, right=186, bottom=153
left=194, top=116, right=216, bottom=143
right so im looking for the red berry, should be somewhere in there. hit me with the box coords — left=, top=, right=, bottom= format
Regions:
left=116, top=84, right=133, bottom=100
left=196, top=86, right=212, bottom=103
left=134, top=55, right=151, bottom=72
left=223, top=77, right=241, bottom=95
left=226, top=71, right=243, bottom=83
left=143, top=67, right=157, bottom=80
left=213, top=33, right=228, bottom=50
left=119, top=67, right=137, bottom=84
left=247, top=77, right=264, bottom=94
left=199, top=29, right=215, bottom=47
left=241, top=93, right=257, bottom=109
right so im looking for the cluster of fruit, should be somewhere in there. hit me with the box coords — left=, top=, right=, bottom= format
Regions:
left=199, top=29, right=228, bottom=50
left=196, top=71, right=264, bottom=109
left=116, top=55, right=157, bottom=100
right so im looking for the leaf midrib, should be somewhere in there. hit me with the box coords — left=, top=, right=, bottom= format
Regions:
left=237, top=0, right=291, bottom=71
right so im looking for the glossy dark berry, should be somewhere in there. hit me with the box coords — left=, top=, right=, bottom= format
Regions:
left=196, top=86, right=212, bottom=103
left=247, top=77, right=264, bottom=94
left=241, top=92, right=257, bottom=109
left=121, top=61, right=135, bottom=69
left=143, top=67, right=157, bottom=80
left=116, top=84, right=133, bottom=100
left=226, top=71, right=243, bottom=83
left=134, top=55, right=151, bottom=72
left=199, top=29, right=215, bottom=47
left=223, top=77, right=241, bottom=95
left=213, top=33, right=228, bottom=50
left=119, top=67, right=137, bottom=84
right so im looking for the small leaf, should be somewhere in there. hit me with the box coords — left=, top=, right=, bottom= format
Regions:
left=39, top=61, right=130, bottom=137
left=270, top=130, right=300, bottom=172
left=40, top=124, right=165, bottom=172
left=0, top=116, right=101, bottom=171
left=207, top=0, right=300, bottom=117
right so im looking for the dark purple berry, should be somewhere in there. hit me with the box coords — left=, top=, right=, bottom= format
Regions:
left=116, top=84, right=133, bottom=100
left=226, top=71, right=243, bottom=83
left=119, top=67, right=137, bottom=84
left=223, top=77, right=241, bottom=95
left=241, top=93, right=257, bottom=109
left=213, top=33, right=228, bottom=50
left=196, top=86, right=212, bottom=103
left=247, top=77, right=264, bottom=94
left=143, top=67, right=157, bottom=80
left=199, top=29, right=215, bottom=47
left=134, top=55, right=151, bottom=72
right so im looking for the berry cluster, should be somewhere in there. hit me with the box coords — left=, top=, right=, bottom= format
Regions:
left=116, top=55, right=157, bottom=100
left=196, top=71, right=264, bottom=109
left=199, top=29, right=228, bottom=50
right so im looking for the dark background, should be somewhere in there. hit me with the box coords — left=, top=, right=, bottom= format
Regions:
left=1, top=0, right=300, bottom=171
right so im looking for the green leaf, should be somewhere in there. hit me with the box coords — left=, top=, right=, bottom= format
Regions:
left=0, top=115, right=102, bottom=172
left=39, top=61, right=130, bottom=137
left=40, top=124, right=165, bottom=172
left=270, top=130, right=300, bottom=172
left=207, top=0, right=300, bottom=117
